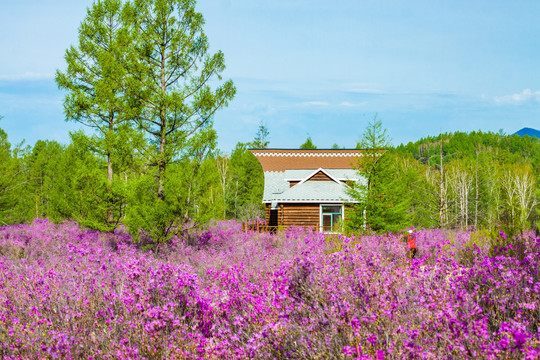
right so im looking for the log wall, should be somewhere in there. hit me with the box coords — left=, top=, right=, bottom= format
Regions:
left=265, top=203, right=355, bottom=232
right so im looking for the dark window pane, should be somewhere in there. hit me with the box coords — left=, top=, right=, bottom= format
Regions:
left=322, top=206, right=341, bottom=214
left=322, top=214, right=332, bottom=231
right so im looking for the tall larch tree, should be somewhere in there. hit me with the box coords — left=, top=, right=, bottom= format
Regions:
left=124, top=0, right=236, bottom=201
left=55, top=0, right=131, bottom=224
left=352, top=115, right=391, bottom=230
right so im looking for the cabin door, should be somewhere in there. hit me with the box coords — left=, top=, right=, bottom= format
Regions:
left=269, top=209, right=278, bottom=227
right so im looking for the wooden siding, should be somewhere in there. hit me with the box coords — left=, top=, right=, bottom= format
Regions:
left=264, top=203, right=362, bottom=232
left=306, top=170, right=334, bottom=182
left=265, top=203, right=284, bottom=227
left=266, top=203, right=319, bottom=230
left=282, top=203, right=319, bottom=230
left=289, top=180, right=300, bottom=187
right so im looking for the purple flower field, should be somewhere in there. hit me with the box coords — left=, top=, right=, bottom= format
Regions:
left=0, top=219, right=539, bottom=359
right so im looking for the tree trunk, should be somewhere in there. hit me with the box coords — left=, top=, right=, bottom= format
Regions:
left=157, top=133, right=166, bottom=200
left=107, top=119, right=114, bottom=223
left=439, top=140, right=445, bottom=228
left=157, top=44, right=167, bottom=201
left=474, top=150, right=479, bottom=229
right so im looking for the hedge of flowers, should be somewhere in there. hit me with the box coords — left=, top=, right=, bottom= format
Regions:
left=0, top=219, right=539, bottom=359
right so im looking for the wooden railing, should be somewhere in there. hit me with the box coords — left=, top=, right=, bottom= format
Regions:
left=242, top=220, right=277, bottom=233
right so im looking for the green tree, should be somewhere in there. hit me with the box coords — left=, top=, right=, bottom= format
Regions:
left=0, top=129, right=28, bottom=224
left=48, top=132, right=113, bottom=230
left=349, top=115, right=392, bottom=231
left=250, top=122, right=270, bottom=149
left=55, top=0, right=131, bottom=224
left=24, top=140, right=64, bottom=220
left=227, top=142, right=264, bottom=220
left=299, top=136, right=317, bottom=149
left=356, top=114, right=391, bottom=151
left=394, top=130, right=540, bottom=230
left=124, top=0, right=236, bottom=201
left=347, top=152, right=417, bottom=233
left=125, top=127, right=218, bottom=242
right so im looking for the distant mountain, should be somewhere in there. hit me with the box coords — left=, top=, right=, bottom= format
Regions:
left=513, top=127, right=540, bottom=138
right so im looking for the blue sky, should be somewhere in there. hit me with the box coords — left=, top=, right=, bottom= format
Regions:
left=1, top=0, right=539, bottom=152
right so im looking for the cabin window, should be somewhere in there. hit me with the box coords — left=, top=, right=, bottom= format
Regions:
left=320, top=205, right=343, bottom=232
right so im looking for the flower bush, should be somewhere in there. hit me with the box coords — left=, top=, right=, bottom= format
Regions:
left=0, top=219, right=539, bottom=359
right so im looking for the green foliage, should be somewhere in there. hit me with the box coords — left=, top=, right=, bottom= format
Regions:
left=251, top=122, right=270, bottom=149
left=355, top=114, right=391, bottom=150
left=347, top=116, right=400, bottom=233
left=125, top=127, right=218, bottom=241
left=21, top=140, right=64, bottom=221
left=299, top=136, right=317, bottom=149
left=53, top=0, right=235, bottom=241
left=56, top=0, right=138, bottom=228
left=396, top=131, right=540, bottom=231
left=347, top=152, right=417, bottom=233
left=55, top=0, right=130, bottom=130
left=123, top=0, right=235, bottom=200
left=227, top=142, right=264, bottom=220
left=0, top=129, right=28, bottom=225
left=348, top=127, right=539, bottom=232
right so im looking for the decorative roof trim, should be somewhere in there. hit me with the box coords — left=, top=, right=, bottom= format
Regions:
left=298, top=168, right=341, bottom=185
left=255, top=152, right=365, bottom=157
left=279, top=175, right=360, bottom=181
left=263, top=200, right=359, bottom=204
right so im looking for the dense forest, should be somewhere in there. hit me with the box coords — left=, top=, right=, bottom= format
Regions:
left=0, top=123, right=267, bottom=238
left=1, top=118, right=539, bottom=239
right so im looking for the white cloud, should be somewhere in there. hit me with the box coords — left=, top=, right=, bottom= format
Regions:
left=339, top=101, right=367, bottom=107
left=0, top=72, right=54, bottom=81
left=298, top=101, right=329, bottom=107
left=347, top=87, right=385, bottom=94
left=494, top=89, right=540, bottom=105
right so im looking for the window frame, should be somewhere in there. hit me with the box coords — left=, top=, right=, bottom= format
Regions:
left=320, top=204, right=344, bottom=233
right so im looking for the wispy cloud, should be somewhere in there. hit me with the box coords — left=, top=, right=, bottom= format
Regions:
left=0, top=72, right=54, bottom=81
left=346, top=87, right=385, bottom=94
left=494, top=89, right=540, bottom=105
left=339, top=101, right=367, bottom=107
left=298, top=101, right=329, bottom=107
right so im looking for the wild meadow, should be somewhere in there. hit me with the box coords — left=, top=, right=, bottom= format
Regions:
left=0, top=219, right=539, bottom=359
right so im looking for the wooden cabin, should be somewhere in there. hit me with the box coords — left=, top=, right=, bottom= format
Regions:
left=249, top=149, right=366, bottom=233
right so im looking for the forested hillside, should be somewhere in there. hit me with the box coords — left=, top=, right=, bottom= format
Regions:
left=348, top=130, right=539, bottom=234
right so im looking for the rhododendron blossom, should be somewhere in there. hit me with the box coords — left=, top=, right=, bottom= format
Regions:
left=0, top=219, right=538, bottom=359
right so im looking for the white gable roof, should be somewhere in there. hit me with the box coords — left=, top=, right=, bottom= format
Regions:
left=262, top=168, right=364, bottom=203
left=297, top=168, right=342, bottom=185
